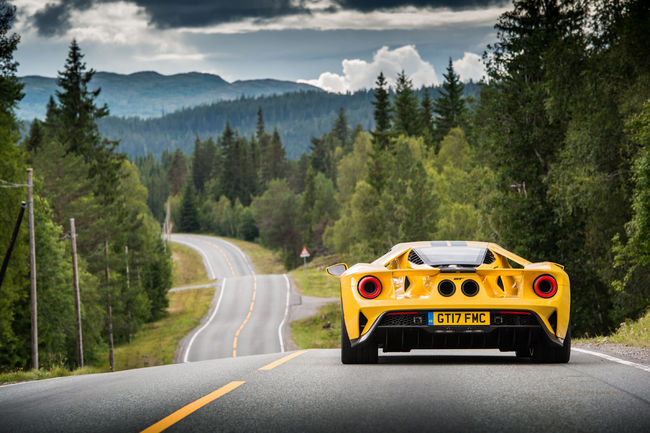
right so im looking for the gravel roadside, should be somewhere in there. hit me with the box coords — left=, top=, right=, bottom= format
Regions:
left=574, top=342, right=650, bottom=365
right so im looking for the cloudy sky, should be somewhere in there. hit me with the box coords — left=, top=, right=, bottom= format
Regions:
left=11, top=0, right=508, bottom=92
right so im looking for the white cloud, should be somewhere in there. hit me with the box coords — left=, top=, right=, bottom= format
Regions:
left=180, top=6, right=509, bottom=34
left=298, top=45, right=439, bottom=93
left=452, top=52, right=486, bottom=82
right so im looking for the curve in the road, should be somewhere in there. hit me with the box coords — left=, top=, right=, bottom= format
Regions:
left=170, top=234, right=290, bottom=362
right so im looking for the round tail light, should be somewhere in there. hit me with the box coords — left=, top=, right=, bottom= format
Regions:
left=358, top=276, right=382, bottom=299
left=461, top=279, right=479, bottom=297
left=438, top=280, right=456, bottom=297
left=533, top=275, right=557, bottom=298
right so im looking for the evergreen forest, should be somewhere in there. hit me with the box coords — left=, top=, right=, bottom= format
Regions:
left=133, top=0, right=650, bottom=338
left=1, top=4, right=172, bottom=371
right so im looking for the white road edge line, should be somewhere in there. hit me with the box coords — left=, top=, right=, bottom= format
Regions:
left=183, top=279, right=226, bottom=363
left=573, top=348, right=650, bottom=373
left=169, top=236, right=216, bottom=280
left=277, top=274, right=291, bottom=353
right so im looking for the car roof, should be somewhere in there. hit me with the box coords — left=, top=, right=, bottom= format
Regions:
left=372, top=241, right=531, bottom=266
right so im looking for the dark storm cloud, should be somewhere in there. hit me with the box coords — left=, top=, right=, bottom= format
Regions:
left=32, top=0, right=93, bottom=36
left=30, top=0, right=506, bottom=36
left=335, top=1, right=504, bottom=11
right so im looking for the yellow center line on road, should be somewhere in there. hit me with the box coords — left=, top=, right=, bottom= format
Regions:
left=209, top=241, right=236, bottom=277
left=232, top=274, right=257, bottom=357
left=140, top=381, right=245, bottom=433
left=258, top=350, right=309, bottom=371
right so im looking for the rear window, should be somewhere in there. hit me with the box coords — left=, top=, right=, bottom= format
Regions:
left=413, top=246, right=487, bottom=267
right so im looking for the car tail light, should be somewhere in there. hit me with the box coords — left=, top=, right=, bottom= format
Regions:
left=358, top=276, right=382, bottom=299
left=533, top=275, right=557, bottom=298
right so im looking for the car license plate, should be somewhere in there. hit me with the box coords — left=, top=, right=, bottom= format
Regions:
left=428, top=311, right=490, bottom=326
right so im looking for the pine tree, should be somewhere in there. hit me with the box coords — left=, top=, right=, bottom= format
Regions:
left=368, top=72, right=393, bottom=193
left=53, top=39, right=109, bottom=159
left=256, top=106, right=265, bottom=140
left=179, top=182, right=199, bottom=232
left=433, top=58, right=466, bottom=142
left=371, top=72, right=392, bottom=152
left=310, top=134, right=332, bottom=179
left=332, top=106, right=350, bottom=152
left=0, top=0, right=23, bottom=115
left=219, top=122, right=239, bottom=202
left=167, top=149, right=187, bottom=195
left=419, top=88, right=435, bottom=149
left=192, top=135, right=216, bottom=193
left=23, top=118, right=44, bottom=153
left=393, top=70, right=419, bottom=137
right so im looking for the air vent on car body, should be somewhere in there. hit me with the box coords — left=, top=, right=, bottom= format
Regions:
left=483, top=250, right=496, bottom=264
left=408, top=249, right=424, bottom=265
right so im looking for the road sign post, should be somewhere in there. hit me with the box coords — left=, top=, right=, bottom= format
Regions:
left=300, top=246, right=310, bottom=290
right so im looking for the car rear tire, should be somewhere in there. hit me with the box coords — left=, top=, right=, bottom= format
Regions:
left=532, top=323, right=571, bottom=364
left=341, top=313, right=378, bottom=364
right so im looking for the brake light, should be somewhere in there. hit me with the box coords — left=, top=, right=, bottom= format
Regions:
left=533, top=275, right=557, bottom=298
left=358, top=276, right=382, bottom=299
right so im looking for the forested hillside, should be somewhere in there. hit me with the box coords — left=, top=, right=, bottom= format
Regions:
left=18, top=71, right=320, bottom=119
left=132, top=0, right=649, bottom=338
left=1, top=6, right=171, bottom=372
left=98, top=83, right=480, bottom=159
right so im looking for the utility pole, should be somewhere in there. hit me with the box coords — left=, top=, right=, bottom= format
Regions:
left=27, top=168, right=38, bottom=370
left=70, top=218, right=84, bottom=368
left=125, top=245, right=132, bottom=344
left=105, top=240, right=114, bottom=372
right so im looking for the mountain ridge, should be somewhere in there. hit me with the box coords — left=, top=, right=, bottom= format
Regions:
left=18, top=71, right=322, bottom=119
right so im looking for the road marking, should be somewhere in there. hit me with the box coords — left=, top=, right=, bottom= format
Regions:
left=232, top=275, right=257, bottom=357
left=277, top=274, right=291, bottom=352
left=209, top=241, right=236, bottom=277
left=183, top=279, right=226, bottom=363
left=219, top=238, right=256, bottom=275
left=259, top=350, right=308, bottom=371
left=140, top=381, right=245, bottom=433
left=573, top=348, right=650, bottom=373
left=169, top=237, right=216, bottom=280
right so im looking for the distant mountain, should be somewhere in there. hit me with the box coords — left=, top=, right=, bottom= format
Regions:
left=17, top=71, right=321, bottom=119
left=96, top=82, right=481, bottom=159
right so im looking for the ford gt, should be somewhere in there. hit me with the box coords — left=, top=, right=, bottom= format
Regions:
left=326, top=241, right=571, bottom=364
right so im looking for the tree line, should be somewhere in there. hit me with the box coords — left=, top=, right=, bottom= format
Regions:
left=97, top=81, right=481, bottom=160
left=1, top=2, right=171, bottom=372
left=137, top=0, right=648, bottom=337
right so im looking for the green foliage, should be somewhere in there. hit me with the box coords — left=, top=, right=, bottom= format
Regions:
left=433, top=58, right=466, bottom=144
left=0, top=0, right=23, bottom=115
left=393, top=71, right=420, bottom=137
left=178, top=182, right=199, bottom=233
left=251, top=179, right=301, bottom=268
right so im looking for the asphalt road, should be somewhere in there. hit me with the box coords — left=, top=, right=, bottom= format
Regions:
left=2, top=235, right=647, bottom=432
left=169, top=234, right=290, bottom=361
left=1, top=348, right=648, bottom=432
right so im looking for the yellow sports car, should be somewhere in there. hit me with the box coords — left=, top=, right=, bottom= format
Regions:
left=327, top=241, right=570, bottom=364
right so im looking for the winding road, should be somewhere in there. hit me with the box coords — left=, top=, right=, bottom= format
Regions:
left=1, top=234, right=648, bottom=432
left=169, top=234, right=291, bottom=361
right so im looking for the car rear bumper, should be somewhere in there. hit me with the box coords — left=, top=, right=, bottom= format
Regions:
left=350, top=309, right=563, bottom=350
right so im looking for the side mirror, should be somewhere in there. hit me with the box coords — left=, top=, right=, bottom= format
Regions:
left=326, top=263, right=348, bottom=277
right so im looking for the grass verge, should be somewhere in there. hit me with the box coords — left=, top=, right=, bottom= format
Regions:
left=291, top=302, right=341, bottom=349
left=223, top=237, right=285, bottom=274
left=290, top=267, right=339, bottom=298
left=0, top=366, right=107, bottom=385
left=113, top=287, right=214, bottom=370
left=170, top=242, right=209, bottom=286
left=577, top=309, right=650, bottom=348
